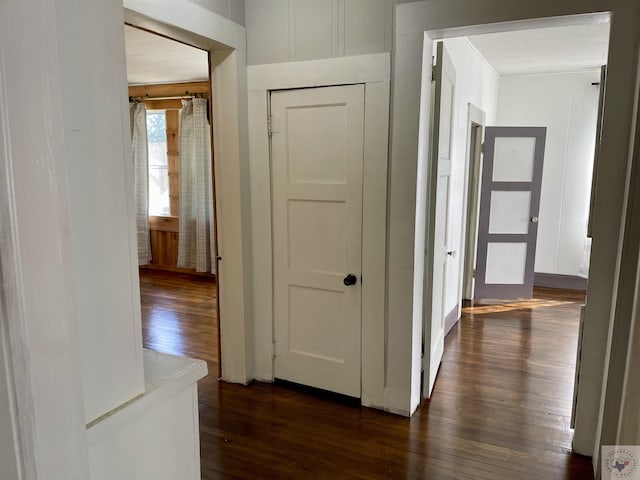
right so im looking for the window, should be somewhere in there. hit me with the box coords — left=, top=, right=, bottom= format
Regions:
left=146, top=111, right=170, bottom=216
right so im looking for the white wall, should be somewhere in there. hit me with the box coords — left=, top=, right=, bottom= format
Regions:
left=0, top=0, right=91, bottom=476
left=87, top=351, right=207, bottom=480
left=89, top=385, right=200, bottom=480
left=439, top=38, right=499, bottom=316
left=245, top=0, right=421, bottom=65
left=190, top=0, right=245, bottom=25
left=496, top=71, right=600, bottom=277
left=55, top=0, right=145, bottom=424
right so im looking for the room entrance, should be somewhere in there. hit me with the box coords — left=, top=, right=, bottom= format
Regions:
left=418, top=14, right=611, bottom=463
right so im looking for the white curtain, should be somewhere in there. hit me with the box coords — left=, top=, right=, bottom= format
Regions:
left=130, top=102, right=151, bottom=265
left=177, top=98, right=215, bottom=273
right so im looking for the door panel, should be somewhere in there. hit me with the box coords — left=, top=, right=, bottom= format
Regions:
left=488, top=191, right=532, bottom=234
left=475, top=127, right=547, bottom=299
left=271, top=84, right=364, bottom=398
left=492, top=136, right=536, bottom=181
left=424, top=42, right=455, bottom=399
left=485, top=242, right=527, bottom=284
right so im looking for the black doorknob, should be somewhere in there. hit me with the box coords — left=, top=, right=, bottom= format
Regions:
left=343, top=274, right=358, bottom=286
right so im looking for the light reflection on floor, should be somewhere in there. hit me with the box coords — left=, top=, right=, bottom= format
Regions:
left=461, top=298, right=574, bottom=315
left=144, top=306, right=186, bottom=357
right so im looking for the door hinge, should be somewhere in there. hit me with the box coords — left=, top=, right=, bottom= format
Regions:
left=472, top=268, right=476, bottom=278
left=431, top=65, right=436, bottom=82
left=268, top=115, right=280, bottom=135
left=480, top=142, right=485, bottom=154
left=272, top=341, right=277, bottom=360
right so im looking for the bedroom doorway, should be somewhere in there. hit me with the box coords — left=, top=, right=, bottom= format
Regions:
left=125, top=24, right=221, bottom=377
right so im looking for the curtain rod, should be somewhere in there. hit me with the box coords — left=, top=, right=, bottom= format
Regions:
left=129, top=93, right=209, bottom=102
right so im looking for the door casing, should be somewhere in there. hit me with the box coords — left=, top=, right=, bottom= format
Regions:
left=461, top=105, right=486, bottom=302
left=247, top=54, right=390, bottom=409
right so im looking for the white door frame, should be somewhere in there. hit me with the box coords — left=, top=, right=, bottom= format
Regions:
left=395, top=0, right=640, bottom=461
left=461, top=104, right=486, bottom=302
left=247, top=53, right=390, bottom=409
left=123, top=4, right=253, bottom=384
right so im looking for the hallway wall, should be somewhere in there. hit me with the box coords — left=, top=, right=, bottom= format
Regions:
left=246, top=0, right=387, bottom=64
left=245, top=0, right=416, bottom=65
left=496, top=71, right=600, bottom=277
left=56, top=0, right=145, bottom=424
left=191, top=0, right=245, bottom=25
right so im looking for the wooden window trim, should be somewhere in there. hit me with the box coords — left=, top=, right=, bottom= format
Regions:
left=148, top=215, right=179, bottom=233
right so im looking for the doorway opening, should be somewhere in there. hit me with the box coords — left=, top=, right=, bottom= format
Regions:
left=124, top=24, right=221, bottom=377
left=420, top=16, right=610, bottom=469
left=457, top=24, right=607, bottom=306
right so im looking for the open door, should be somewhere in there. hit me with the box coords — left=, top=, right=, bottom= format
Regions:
left=572, top=65, right=606, bottom=427
left=423, top=42, right=455, bottom=398
left=474, top=127, right=547, bottom=299
left=587, top=65, right=607, bottom=238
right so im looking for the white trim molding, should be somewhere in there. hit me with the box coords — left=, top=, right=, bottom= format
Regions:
left=124, top=5, right=253, bottom=384
left=534, top=273, right=588, bottom=291
left=247, top=53, right=390, bottom=409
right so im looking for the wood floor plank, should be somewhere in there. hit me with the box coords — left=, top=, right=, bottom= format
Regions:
left=139, top=269, right=594, bottom=479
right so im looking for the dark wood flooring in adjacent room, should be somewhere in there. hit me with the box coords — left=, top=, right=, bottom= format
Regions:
left=139, top=270, right=594, bottom=480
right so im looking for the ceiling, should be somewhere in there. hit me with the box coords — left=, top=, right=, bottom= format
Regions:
left=124, top=22, right=611, bottom=84
left=125, top=25, right=209, bottom=85
left=467, top=23, right=610, bottom=76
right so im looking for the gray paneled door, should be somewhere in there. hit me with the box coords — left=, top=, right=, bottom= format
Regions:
left=474, top=127, right=547, bottom=299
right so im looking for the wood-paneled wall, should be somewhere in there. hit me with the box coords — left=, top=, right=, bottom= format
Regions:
left=149, top=216, right=179, bottom=267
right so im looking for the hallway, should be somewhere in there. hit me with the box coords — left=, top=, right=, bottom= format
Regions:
left=139, top=269, right=593, bottom=479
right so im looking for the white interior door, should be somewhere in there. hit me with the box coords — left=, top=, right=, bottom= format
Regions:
left=423, top=42, right=455, bottom=398
left=271, top=84, right=364, bottom=398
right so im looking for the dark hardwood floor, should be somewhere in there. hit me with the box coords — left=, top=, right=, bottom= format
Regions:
left=140, top=268, right=219, bottom=374
left=139, top=270, right=594, bottom=480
